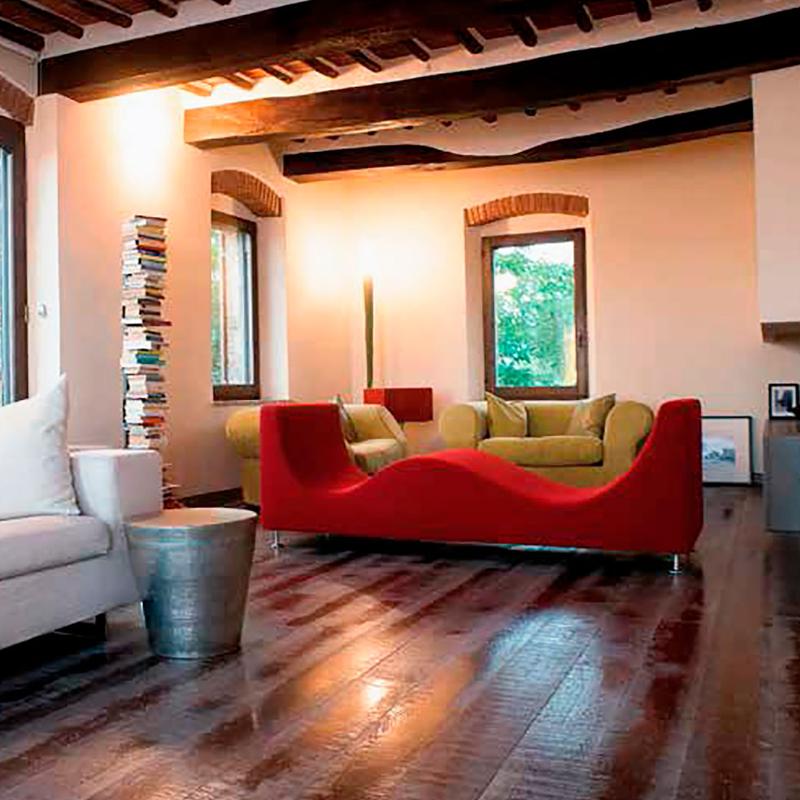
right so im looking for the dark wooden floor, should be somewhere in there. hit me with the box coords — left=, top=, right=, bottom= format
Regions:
left=1, top=487, right=799, bottom=800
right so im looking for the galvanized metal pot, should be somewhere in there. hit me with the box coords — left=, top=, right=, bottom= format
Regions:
left=126, top=508, right=257, bottom=659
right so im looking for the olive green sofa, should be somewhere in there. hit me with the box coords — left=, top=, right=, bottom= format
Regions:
left=438, top=399, right=653, bottom=487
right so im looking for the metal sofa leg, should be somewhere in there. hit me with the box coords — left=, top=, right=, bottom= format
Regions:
left=271, top=530, right=282, bottom=551
left=669, top=554, right=685, bottom=575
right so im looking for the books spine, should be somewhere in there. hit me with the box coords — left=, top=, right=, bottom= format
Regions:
left=121, top=215, right=178, bottom=505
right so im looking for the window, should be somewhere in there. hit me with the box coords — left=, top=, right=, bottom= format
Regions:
left=482, top=229, right=588, bottom=400
left=0, top=117, right=26, bottom=406
left=210, top=210, right=259, bottom=401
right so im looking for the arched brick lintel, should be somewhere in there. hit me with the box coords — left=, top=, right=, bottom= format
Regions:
left=0, top=75, right=33, bottom=126
left=211, top=169, right=282, bottom=218
left=464, top=192, right=589, bottom=227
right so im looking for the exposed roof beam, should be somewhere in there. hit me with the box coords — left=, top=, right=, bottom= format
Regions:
left=455, top=27, right=484, bottom=54
left=0, top=17, right=43, bottom=50
left=62, top=0, right=132, bottom=27
left=5, top=0, right=83, bottom=38
left=220, top=72, right=255, bottom=89
left=402, top=37, right=430, bottom=61
left=632, top=0, right=653, bottom=23
left=44, top=0, right=626, bottom=100
left=303, top=56, right=339, bottom=78
left=184, top=9, right=797, bottom=147
left=347, top=48, right=383, bottom=72
left=575, top=2, right=594, bottom=32
left=509, top=15, right=538, bottom=46
left=262, top=64, right=295, bottom=84
left=180, top=81, right=212, bottom=97
left=283, top=100, right=753, bottom=181
left=143, top=0, right=178, bottom=19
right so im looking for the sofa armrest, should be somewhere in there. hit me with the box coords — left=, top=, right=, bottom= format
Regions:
left=70, top=450, right=162, bottom=549
left=603, top=401, right=654, bottom=477
left=439, top=402, right=488, bottom=449
left=347, top=404, right=408, bottom=453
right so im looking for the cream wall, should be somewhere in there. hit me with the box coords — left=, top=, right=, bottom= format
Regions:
left=26, top=98, right=61, bottom=392
left=306, top=134, right=799, bottom=468
left=753, top=65, right=800, bottom=324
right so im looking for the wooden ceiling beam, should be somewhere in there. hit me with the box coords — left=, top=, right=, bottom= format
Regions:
left=180, top=81, right=212, bottom=97
left=143, top=0, right=178, bottom=19
left=283, top=100, right=753, bottom=181
left=62, top=0, right=132, bottom=27
left=0, top=17, right=43, bottom=50
left=347, top=48, right=383, bottom=72
left=262, top=64, right=295, bottom=84
left=185, top=9, right=796, bottom=147
left=220, top=72, right=255, bottom=89
left=575, top=3, right=594, bottom=32
left=509, top=15, right=538, bottom=47
left=303, top=56, right=339, bottom=78
left=632, top=0, right=653, bottom=23
left=4, top=0, right=83, bottom=38
left=455, top=28, right=484, bottom=54
left=402, top=37, right=430, bottom=62
left=44, top=0, right=610, bottom=99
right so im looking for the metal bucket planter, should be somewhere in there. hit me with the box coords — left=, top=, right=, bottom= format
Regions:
left=126, top=508, right=257, bottom=659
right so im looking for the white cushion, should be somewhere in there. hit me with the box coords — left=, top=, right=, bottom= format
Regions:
left=0, top=375, right=80, bottom=520
left=0, top=515, right=110, bottom=579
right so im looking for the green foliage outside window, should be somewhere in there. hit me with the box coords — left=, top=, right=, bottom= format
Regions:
left=210, top=229, right=223, bottom=386
left=493, top=245, right=576, bottom=388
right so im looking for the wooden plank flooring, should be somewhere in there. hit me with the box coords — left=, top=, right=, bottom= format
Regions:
left=1, top=487, right=799, bottom=799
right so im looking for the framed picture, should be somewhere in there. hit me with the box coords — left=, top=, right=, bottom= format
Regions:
left=768, top=383, right=800, bottom=420
left=701, top=416, right=753, bottom=486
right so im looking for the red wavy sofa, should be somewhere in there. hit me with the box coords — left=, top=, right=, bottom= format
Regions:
left=259, top=398, right=703, bottom=559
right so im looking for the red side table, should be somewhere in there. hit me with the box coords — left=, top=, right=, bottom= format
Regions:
left=363, top=387, right=433, bottom=424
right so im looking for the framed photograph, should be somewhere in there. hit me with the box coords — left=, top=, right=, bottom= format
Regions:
left=768, top=383, right=800, bottom=420
left=702, top=416, right=753, bottom=486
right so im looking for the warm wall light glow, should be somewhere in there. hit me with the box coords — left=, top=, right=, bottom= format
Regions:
left=357, top=235, right=380, bottom=284
left=111, top=90, right=177, bottom=196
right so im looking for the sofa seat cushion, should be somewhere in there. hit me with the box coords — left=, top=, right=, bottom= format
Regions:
left=479, top=435, right=603, bottom=467
left=350, top=439, right=405, bottom=474
left=0, top=515, right=111, bottom=580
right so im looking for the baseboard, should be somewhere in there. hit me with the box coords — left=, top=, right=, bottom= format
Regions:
left=181, top=487, right=244, bottom=508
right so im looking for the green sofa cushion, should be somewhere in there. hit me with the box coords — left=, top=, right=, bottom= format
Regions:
left=486, top=392, right=527, bottom=438
left=566, top=394, right=616, bottom=438
left=479, top=435, right=603, bottom=467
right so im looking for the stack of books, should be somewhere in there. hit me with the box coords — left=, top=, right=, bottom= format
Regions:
left=121, top=215, right=177, bottom=503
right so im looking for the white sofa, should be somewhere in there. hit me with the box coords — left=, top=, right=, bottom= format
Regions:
left=0, top=448, right=161, bottom=649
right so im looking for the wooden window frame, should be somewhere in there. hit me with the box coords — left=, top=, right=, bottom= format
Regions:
left=0, top=116, right=27, bottom=402
left=211, top=209, right=260, bottom=402
left=482, top=228, right=588, bottom=401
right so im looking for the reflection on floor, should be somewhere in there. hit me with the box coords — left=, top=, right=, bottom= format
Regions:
left=0, top=487, right=798, bottom=800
